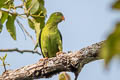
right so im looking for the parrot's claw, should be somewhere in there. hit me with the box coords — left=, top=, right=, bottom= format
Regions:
left=39, top=57, right=48, bottom=61
left=56, top=51, right=62, bottom=55
left=56, top=51, right=64, bottom=57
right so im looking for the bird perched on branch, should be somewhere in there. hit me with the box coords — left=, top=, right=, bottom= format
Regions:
left=39, top=12, right=78, bottom=80
left=39, top=12, right=65, bottom=58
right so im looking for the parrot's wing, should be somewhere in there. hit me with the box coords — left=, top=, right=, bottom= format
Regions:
left=57, top=30, right=63, bottom=51
left=58, top=30, right=62, bottom=43
left=39, top=30, right=45, bottom=58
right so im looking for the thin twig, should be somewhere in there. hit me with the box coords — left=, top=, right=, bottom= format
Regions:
left=23, top=0, right=28, bottom=16
left=0, top=9, right=27, bottom=18
left=16, top=19, right=36, bottom=45
left=16, top=18, right=27, bottom=40
left=0, top=9, right=15, bottom=15
left=3, top=63, right=6, bottom=72
left=15, top=4, right=23, bottom=9
left=0, top=48, right=41, bottom=55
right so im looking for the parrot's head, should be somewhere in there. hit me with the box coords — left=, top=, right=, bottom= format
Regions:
left=49, top=12, right=65, bottom=24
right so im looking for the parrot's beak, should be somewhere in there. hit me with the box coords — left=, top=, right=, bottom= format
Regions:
left=62, top=16, right=65, bottom=21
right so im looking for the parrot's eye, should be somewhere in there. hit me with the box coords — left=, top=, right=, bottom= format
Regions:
left=56, top=13, right=59, bottom=16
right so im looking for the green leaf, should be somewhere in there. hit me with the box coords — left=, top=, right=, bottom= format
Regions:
left=0, top=19, right=3, bottom=33
left=3, top=53, right=7, bottom=61
left=33, top=16, right=45, bottom=29
left=38, top=0, right=44, bottom=5
left=100, top=22, right=120, bottom=66
left=6, top=14, right=16, bottom=40
left=0, top=11, right=8, bottom=33
left=112, top=0, right=120, bottom=10
left=26, top=0, right=47, bottom=16
left=0, top=0, right=6, bottom=8
left=33, top=20, right=41, bottom=50
left=26, top=0, right=40, bottom=15
left=0, top=11, right=3, bottom=33
left=0, top=11, right=2, bottom=17
left=35, top=3, right=47, bottom=17
left=34, top=20, right=40, bottom=46
left=34, top=42, right=39, bottom=50
left=38, top=0, right=46, bottom=16
left=28, top=18, right=35, bottom=30
left=0, top=0, right=14, bottom=9
left=0, top=57, right=3, bottom=61
left=39, top=17, right=45, bottom=29
left=1, top=12, right=8, bottom=24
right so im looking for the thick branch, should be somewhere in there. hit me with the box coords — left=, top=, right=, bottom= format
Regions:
left=0, top=48, right=41, bottom=55
left=0, top=41, right=104, bottom=80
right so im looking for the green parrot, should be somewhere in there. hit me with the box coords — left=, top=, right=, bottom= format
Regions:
left=39, top=12, right=65, bottom=58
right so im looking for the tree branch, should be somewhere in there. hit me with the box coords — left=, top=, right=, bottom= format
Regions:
left=0, top=48, right=41, bottom=55
left=0, top=41, right=104, bottom=80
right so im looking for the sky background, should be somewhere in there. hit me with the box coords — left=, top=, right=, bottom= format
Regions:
left=0, top=0, right=120, bottom=80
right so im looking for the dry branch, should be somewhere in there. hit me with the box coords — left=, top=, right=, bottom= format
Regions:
left=0, top=41, right=104, bottom=80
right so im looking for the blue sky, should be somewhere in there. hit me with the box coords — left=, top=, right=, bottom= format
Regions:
left=0, top=0, right=120, bottom=80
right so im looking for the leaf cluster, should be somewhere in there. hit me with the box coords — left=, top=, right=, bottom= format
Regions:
left=0, top=0, right=46, bottom=48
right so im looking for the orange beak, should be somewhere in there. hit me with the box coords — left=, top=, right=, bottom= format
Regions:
left=62, top=16, right=65, bottom=21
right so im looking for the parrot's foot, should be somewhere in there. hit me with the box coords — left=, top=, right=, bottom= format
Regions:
left=56, top=51, right=65, bottom=57
left=39, top=57, right=48, bottom=61
left=56, top=51, right=63, bottom=55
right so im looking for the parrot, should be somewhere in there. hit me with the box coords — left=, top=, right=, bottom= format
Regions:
left=39, top=12, right=65, bottom=58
